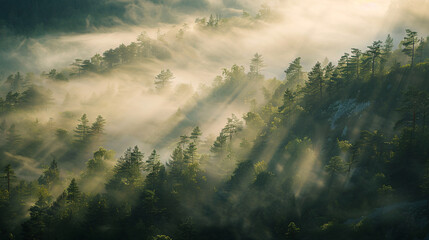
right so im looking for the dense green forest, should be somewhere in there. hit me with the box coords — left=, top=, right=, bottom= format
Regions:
left=1, top=2, right=429, bottom=240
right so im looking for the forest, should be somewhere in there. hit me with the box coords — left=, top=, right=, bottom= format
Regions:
left=1, top=1, right=429, bottom=239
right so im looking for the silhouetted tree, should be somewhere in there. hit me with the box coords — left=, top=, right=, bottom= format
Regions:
left=155, top=69, right=174, bottom=90
left=190, top=126, right=202, bottom=144
left=106, top=146, right=144, bottom=191
left=38, top=159, right=60, bottom=188
left=66, top=178, right=80, bottom=202
left=285, top=57, right=304, bottom=89
left=74, top=114, right=90, bottom=143
left=249, top=53, right=265, bottom=76
left=366, top=40, right=382, bottom=77
left=401, top=29, right=419, bottom=67
left=2, top=165, right=15, bottom=193
left=90, top=115, right=106, bottom=135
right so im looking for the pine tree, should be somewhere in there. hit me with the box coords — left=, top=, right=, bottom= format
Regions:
left=207, top=14, right=216, bottom=27
left=396, top=88, right=422, bottom=137
left=249, top=53, right=265, bottom=76
left=223, top=114, right=243, bottom=142
left=74, top=114, right=90, bottom=143
left=103, top=49, right=120, bottom=68
left=285, top=222, right=300, bottom=239
left=189, top=126, right=202, bottom=144
left=84, top=147, right=114, bottom=178
left=416, top=37, right=426, bottom=63
left=168, top=145, right=185, bottom=182
left=380, top=34, right=394, bottom=72
left=3, top=164, right=15, bottom=193
left=144, top=150, right=163, bottom=191
left=366, top=40, right=382, bottom=77
left=155, top=69, right=174, bottom=90
left=323, top=62, right=335, bottom=82
left=243, top=111, right=264, bottom=129
left=146, top=150, right=161, bottom=172
left=38, top=159, right=60, bottom=188
left=85, top=194, right=108, bottom=230
left=210, top=132, right=228, bottom=157
left=338, top=53, right=351, bottom=79
left=304, top=62, right=325, bottom=105
left=106, top=146, right=144, bottom=191
left=22, top=191, right=51, bottom=240
left=284, top=57, right=304, bottom=89
left=350, top=48, right=362, bottom=80
left=179, top=135, right=189, bottom=149
left=325, top=156, right=346, bottom=176
left=401, top=29, right=419, bottom=67
left=71, top=59, right=84, bottom=77
left=66, top=178, right=80, bottom=202
left=326, top=66, right=344, bottom=95
left=90, top=115, right=106, bottom=135
left=184, top=142, right=198, bottom=163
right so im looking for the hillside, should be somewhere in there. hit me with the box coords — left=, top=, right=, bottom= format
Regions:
left=1, top=2, right=429, bottom=240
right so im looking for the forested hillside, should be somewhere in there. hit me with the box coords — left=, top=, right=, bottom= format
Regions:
left=1, top=2, right=429, bottom=240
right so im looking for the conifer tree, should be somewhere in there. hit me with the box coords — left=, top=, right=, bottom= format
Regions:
left=66, top=178, right=80, bottom=202
left=190, top=126, right=202, bottom=144
left=323, top=62, right=335, bottom=82
left=210, top=132, right=228, bottom=157
left=74, top=114, right=90, bottom=143
left=179, top=135, right=189, bottom=149
left=304, top=61, right=324, bottom=104
left=22, top=191, right=51, bottom=240
left=90, top=115, right=106, bottom=135
left=84, top=147, right=114, bottom=178
left=401, top=29, right=419, bottom=67
left=168, top=145, right=185, bottom=182
left=184, top=142, right=198, bottom=163
left=3, top=164, right=15, bottom=193
left=350, top=48, right=362, bottom=80
left=284, top=57, right=304, bottom=89
left=106, top=146, right=144, bottom=191
left=249, top=53, right=265, bottom=76
left=416, top=37, right=426, bottom=63
left=223, top=114, right=243, bottom=142
left=338, top=53, right=351, bottom=79
left=146, top=150, right=161, bottom=172
left=380, top=34, right=393, bottom=72
left=38, top=159, right=60, bottom=188
left=366, top=40, right=382, bottom=77
left=155, top=69, right=174, bottom=90
left=144, top=150, right=164, bottom=191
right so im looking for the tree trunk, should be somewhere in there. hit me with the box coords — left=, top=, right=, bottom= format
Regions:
left=7, top=170, right=10, bottom=192
left=412, top=109, right=416, bottom=139
left=411, top=39, right=415, bottom=67
left=357, top=58, right=360, bottom=80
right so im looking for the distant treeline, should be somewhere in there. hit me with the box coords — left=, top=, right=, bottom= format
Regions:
left=0, top=0, right=128, bottom=34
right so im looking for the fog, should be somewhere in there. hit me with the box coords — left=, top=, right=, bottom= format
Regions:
left=2, top=0, right=429, bottom=171
left=3, top=0, right=429, bottom=76
left=1, top=1, right=429, bottom=239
